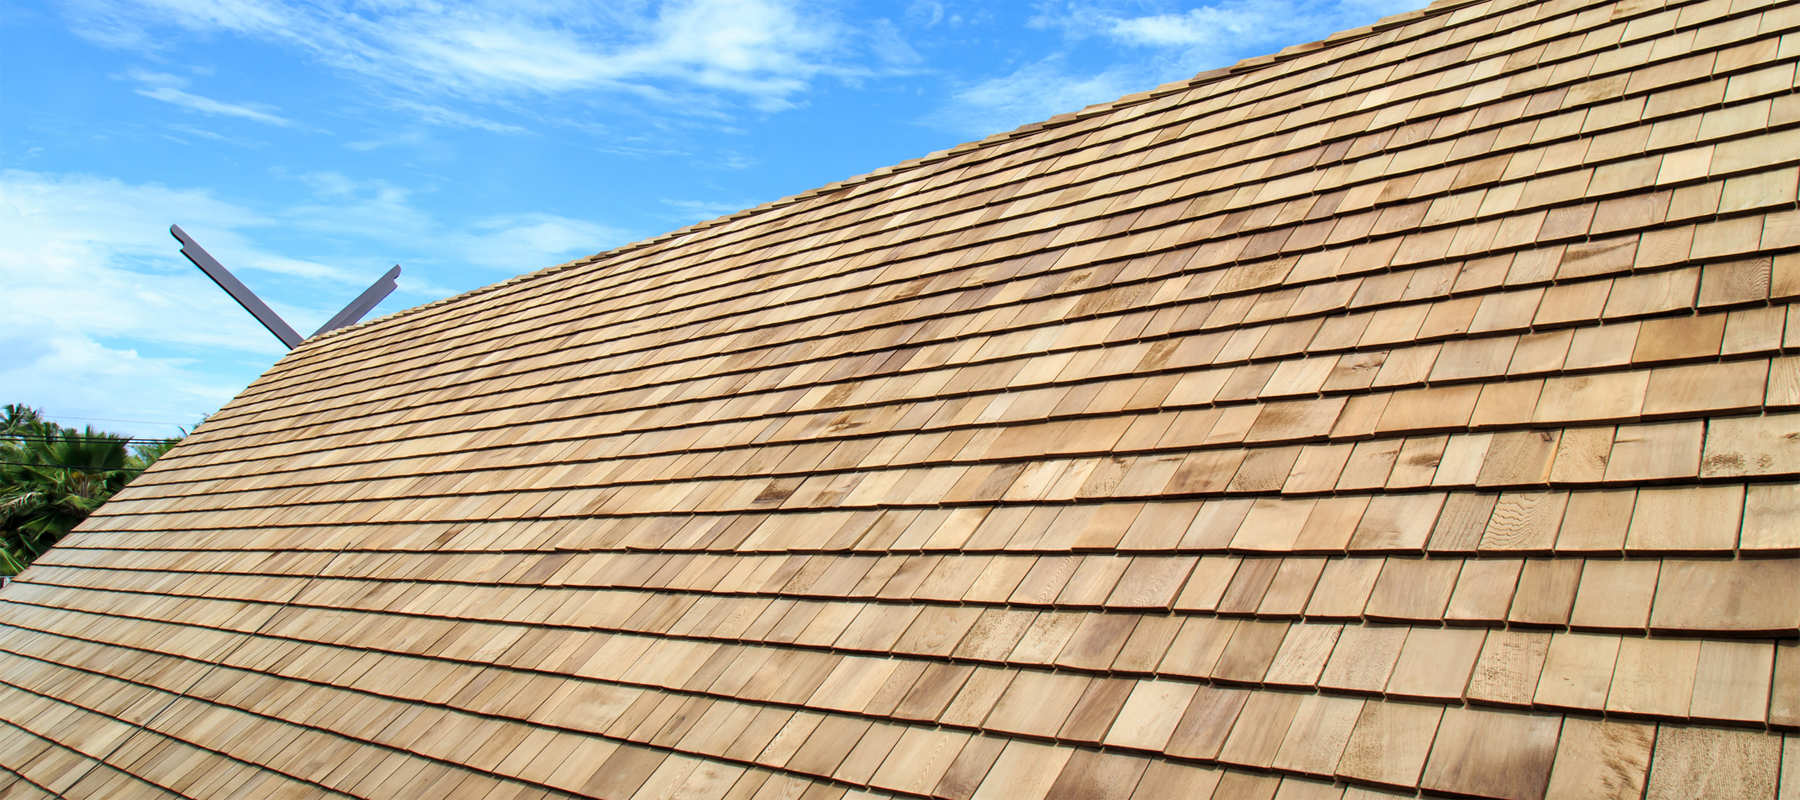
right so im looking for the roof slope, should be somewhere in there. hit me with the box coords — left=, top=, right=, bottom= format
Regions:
left=5, top=0, right=1800, bottom=797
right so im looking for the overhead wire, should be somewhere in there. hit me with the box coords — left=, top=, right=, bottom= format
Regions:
left=0, top=461, right=144, bottom=472
left=45, top=415, right=189, bottom=426
left=5, top=433, right=178, bottom=445
left=0, top=429, right=179, bottom=471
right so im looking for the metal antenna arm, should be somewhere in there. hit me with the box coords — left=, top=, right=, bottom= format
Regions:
left=171, top=225, right=304, bottom=349
left=314, top=264, right=401, bottom=338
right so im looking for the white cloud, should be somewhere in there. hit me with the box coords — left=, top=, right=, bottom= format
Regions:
left=449, top=213, right=628, bottom=272
left=1097, top=0, right=1419, bottom=51
left=274, top=171, right=629, bottom=271
left=344, top=130, right=429, bottom=152
left=0, top=169, right=285, bottom=350
left=906, top=1, right=946, bottom=28
left=0, top=168, right=628, bottom=433
left=391, top=100, right=530, bottom=134
left=124, top=67, right=183, bottom=88
left=125, top=67, right=294, bottom=126
left=0, top=334, right=240, bottom=437
left=1107, top=9, right=1276, bottom=47
left=1037, top=0, right=1423, bottom=57
left=74, top=0, right=859, bottom=112
left=868, top=18, right=923, bottom=66
left=932, top=0, right=1423, bottom=137
left=662, top=198, right=752, bottom=222
left=281, top=172, right=437, bottom=245
left=0, top=169, right=290, bottom=434
left=930, top=56, right=1142, bottom=137
left=165, top=123, right=236, bottom=142
left=135, top=85, right=294, bottom=126
left=716, top=152, right=758, bottom=170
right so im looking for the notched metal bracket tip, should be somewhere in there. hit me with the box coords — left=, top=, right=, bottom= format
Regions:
left=314, top=264, right=400, bottom=338
left=173, top=224, right=303, bottom=349
left=171, top=224, right=400, bottom=351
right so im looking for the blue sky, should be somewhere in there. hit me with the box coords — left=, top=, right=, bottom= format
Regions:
left=2, top=0, right=1417, bottom=439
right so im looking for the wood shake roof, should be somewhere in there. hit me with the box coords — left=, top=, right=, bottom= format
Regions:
left=6, top=0, right=1800, bottom=796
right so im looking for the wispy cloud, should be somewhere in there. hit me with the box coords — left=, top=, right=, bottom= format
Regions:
left=931, top=0, right=1419, bottom=136
left=126, top=67, right=294, bottom=126
left=0, top=167, right=630, bottom=430
left=1107, top=8, right=1291, bottom=47
left=0, top=169, right=290, bottom=429
left=78, top=0, right=863, bottom=113
left=344, top=130, right=429, bottom=152
left=662, top=197, right=753, bottom=222
left=0, top=333, right=243, bottom=438
left=136, top=85, right=294, bottom=125
left=717, top=152, right=758, bottom=170
left=449, top=213, right=626, bottom=272
left=165, top=123, right=236, bottom=142
left=929, top=56, right=1142, bottom=137
left=392, top=100, right=530, bottom=134
left=276, top=170, right=629, bottom=271
left=0, top=167, right=627, bottom=347
left=867, top=18, right=923, bottom=67
left=1035, top=0, right=1421, bottom=57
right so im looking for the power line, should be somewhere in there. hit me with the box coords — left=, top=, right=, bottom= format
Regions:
left=45, top=415, right=190, bottom=426
left=5, top=433, right=177, bottom=445
left=0, top=461, right=143, bottom=472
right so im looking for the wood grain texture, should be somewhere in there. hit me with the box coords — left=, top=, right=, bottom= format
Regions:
left=1319, top=624, right=1409, bottom=695
left=1569, top=559, right=1660, bottom=630
left=1688, top=639, right=1774, bottom=724
left=1127, top=761, right=1220, bottom=800
left=1651, top=559, right=1800, bottom=633
left=1103, top=681, right=1198, bottom=751
left=1336, top=701, right=1442, bottom=789
left=1644, top=725, right=1780, bottom=800
left=1543, top=717, right=1654, bottom=800
left=970, top=740, right=1073, bottom=800
left=1606, top=636, right=1700, bottom=718
left=1421, top=708, right=1561, bottom=800
left=1042, top=750, right=1149, bottom=800
left=1770, top=640, right=1800, bottom=728
left=1270, top=694, right=1364, bottom=777
left=1535, top=632, right=1622, bottom=712
left=1385, top=627, right=1485, bottom=700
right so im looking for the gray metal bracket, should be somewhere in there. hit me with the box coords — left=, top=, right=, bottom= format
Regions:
left=172, top=225, right=400, bottom=350
left=314, top=264, right=401, bottom=338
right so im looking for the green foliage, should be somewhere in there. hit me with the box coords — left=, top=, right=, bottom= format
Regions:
left=0, top=404, right=191, bottom=576
left=129, top=435, right=186, bottom=470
